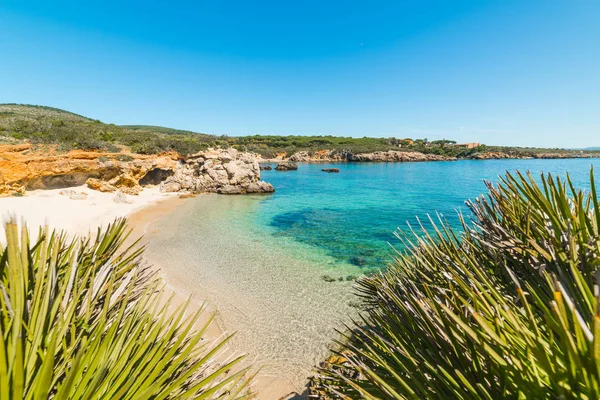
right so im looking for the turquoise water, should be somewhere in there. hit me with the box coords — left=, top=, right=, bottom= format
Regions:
left=143, top=158, right=600, bottom=387
left=257, top=159, right=600, bottom=270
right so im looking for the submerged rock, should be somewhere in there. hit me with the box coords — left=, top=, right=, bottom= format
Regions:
left=349, top=256, right=368, bottom=266
left=321, top=275, right=337, bottom=283
left=321, top=168, right=340, bottom=173
left=217, top=185, right=243, bottom=195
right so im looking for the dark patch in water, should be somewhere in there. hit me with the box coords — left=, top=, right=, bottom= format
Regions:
left=270, top=207, right=397, bottom=269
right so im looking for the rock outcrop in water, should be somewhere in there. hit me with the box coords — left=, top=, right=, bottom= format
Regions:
left=160, top=148, right=274, bottom=194
left=275, top=162, right=299, bottom=171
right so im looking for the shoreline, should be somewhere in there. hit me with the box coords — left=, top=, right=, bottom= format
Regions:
left=3, top=158, right=600, bottom=399
left=132, top=193, right=362, bottom=399
left=259, top=156, right=600, bottom=163
left=125, top=196, right=234, bottom=376
left=0, top=187, right=292, bottom=396
left=125, top=195, right=310, bottom=399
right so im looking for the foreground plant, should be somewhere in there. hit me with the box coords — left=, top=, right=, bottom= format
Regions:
left=0, top=218, right=252, bottom=399
left=315, top=169, right=600, bottom=399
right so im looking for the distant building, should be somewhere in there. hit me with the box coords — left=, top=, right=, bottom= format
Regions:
left=454, top=142, right=481, bottom=149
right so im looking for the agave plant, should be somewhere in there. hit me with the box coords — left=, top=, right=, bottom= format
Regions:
left=0, top=218, right=253, bottom=399
left=314, top=169, right=600, bottom=399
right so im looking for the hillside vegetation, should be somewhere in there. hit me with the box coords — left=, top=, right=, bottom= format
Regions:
left=1, top=104, right=597, bottom=158
left=0, top=104, right=227, bottom=155
left=230, top=135, right=487, bottom=158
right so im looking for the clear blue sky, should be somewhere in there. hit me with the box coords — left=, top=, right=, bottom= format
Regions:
left=1, top=1, right=598, bottom=147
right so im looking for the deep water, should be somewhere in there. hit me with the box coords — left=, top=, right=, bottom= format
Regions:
left=258, top=159, right=600, bottom=270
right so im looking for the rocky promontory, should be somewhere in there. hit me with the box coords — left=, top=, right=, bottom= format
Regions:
left=0, top=144, right=273, bottom=197
left=160, top=148, right=274, bottom=194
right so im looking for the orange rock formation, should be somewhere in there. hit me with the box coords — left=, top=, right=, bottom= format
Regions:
left=0, top=144, right=178, bottom=197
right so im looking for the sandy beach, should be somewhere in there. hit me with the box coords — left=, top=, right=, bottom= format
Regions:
left=0, top=187, right=347, bottom=399
left=0, top=185, right=177, bottom=243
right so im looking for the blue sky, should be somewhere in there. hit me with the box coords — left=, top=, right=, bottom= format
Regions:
left=0, top=1, right=598, bottom=147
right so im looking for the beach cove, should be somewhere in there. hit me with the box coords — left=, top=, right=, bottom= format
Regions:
left=3, top=158, right=600, bottom=398
left=128, top=158, right=600, bottom=397
left=132, top=193, right=362, bottom=396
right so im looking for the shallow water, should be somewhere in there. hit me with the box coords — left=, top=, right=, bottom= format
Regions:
left=143, top=194, right=361, bottom=390
left=259, top=159, right=600, bottom=269
left=144, top=158, right=600, bottom=391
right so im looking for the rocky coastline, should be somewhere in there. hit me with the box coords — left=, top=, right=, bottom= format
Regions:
left=269, top=150, right=455, bottom=163
left=2, top=143, right=598, bottom=197
left=263, top=149, right=600, bottom=163
left=0, top=144, right=273, bottom=197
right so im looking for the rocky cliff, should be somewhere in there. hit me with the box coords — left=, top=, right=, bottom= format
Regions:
left=160, top=148, right=274, bottom=194
left=0, top=144, right=273, bottom=197
left=287, top=150, right=350, bottom=162
left=469, top=152, right=513, bottom=160
left=0, top=144, right=178, bottom=196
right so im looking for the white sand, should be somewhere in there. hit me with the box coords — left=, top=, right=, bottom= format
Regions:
left=0, top=185, right=176, bottom=243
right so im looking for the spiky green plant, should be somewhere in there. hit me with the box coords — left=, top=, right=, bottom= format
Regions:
left=0, top=218, right=253, bottom=399
left=315, top=169, right=600, bottom=399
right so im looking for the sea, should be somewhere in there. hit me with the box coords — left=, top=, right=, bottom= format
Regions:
left=142, top=158, right=600, bottom=388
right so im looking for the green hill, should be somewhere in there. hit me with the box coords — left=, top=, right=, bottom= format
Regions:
left=1, top=104, right=598, bottom=158
left=121, top=124, right=210, bottom=136
left=0, top=104, right=224, bottom=154
left=0, top=103, right=93, bottom=122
